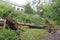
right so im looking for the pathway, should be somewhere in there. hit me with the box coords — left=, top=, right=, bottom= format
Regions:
left=44, top=27, right=60, bottom=40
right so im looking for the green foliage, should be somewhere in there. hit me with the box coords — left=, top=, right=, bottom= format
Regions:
left=0, top=1, right=15, bottom=17
left=0, top=1, right=44, bottom=25
left=0, top=29, right=18, bottom=40
left=0, top=1, right=58, bottom=40
left=24, top=14, right=45, bottom=25
left=34, top=0, right=60, bottom=29
left=21, top=29, right=48, bottom=40
left=0, top=27, right=48, bottom=40
left=37, top=4, right=45, bottom=16
left=37, top=0, right=60, bottom=25
left=42, top=5, right=54, bottom=19
left=52, top=0, right=60, bottom=25
left=0, top=0, right=60, bottom=25
left=24, top=3, right=35, bottom=14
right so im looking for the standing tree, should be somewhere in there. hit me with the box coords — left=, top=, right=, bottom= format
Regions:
left=0, top=1, right=15, bottom=18
left=52, top=0, right=60, bottom=25
left=24, top=3, right=35, bottom=14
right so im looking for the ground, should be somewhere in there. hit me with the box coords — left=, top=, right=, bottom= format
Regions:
left=0, top=26, right=48, bottom=40
left=20, top=28, right=48, bottom=40
left=1, top=26, right=60, bottom=40
left=44, top=27, right=60, bottom=40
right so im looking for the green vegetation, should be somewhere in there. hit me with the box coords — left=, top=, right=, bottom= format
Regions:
left=0, top=27, right=48, bottom=40
left=24, top=3, right=36, bottom=14
left=0, top=0, right=60, bottom=40
left=21, top=29, right=48, bottom=40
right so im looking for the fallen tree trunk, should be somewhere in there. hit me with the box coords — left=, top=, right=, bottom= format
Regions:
left=0, top=18, right=46, bottom=32
left=18, top=22, right=46, bottom=29
left=0, top=22, right=4, bottom=26
left=0, top=19, right=6, bottom=26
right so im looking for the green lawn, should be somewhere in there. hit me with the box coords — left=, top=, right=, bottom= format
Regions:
left=21, top=28, right=48, bottom=40
left=0, top=26, right=49, bottom=40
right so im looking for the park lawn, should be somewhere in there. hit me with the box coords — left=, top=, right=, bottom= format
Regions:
left=20, top=28, right=48, bottom=40
left=0, top=26, right=49, bottom=40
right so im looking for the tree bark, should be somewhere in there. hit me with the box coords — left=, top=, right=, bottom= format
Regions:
left=18, top=22, right=45, bottom=29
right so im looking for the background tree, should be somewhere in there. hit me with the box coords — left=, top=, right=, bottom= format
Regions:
left=24, top=3, right=36, bottom=14
left=0, top=1, right=15, bottom=18
left=52, top=0, right=60, bottom=25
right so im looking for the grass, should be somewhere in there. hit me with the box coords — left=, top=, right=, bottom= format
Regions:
left=20, top=28, right=48, bottom=40
left=0, top=26, right=49, bottom=40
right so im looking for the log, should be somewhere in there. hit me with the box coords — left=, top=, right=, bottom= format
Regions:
left=0, top=19, right=6, bottom=26
left=0, top=22, right=4, bottom=26
left=18, top=22, right=46, bottom=29
left=0, top=18, right=45, bottom=29
left=0, top=18, right=6, bottom=31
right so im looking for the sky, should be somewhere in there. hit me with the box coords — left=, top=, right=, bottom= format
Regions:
left=4, top=0, right=51, bottom=5
left=8, top=0, right=32, bottom=5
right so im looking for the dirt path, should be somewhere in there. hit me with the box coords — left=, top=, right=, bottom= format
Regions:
left=44, top=28, right=60, bottom=40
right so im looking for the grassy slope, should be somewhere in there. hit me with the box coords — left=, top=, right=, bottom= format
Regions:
left=0, top=26, right=48, bottom=40
left=21, top=28, right=48, bottom=40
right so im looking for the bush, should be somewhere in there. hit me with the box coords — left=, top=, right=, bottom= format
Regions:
left=0, top=29, right=18, bottom=40
left=21, top=29, right=48, bottom=40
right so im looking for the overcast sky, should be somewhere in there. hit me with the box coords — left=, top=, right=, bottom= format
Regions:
left=8, top=0, right=32, bottom=5
left=4, top=0, right=51, bottom=5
